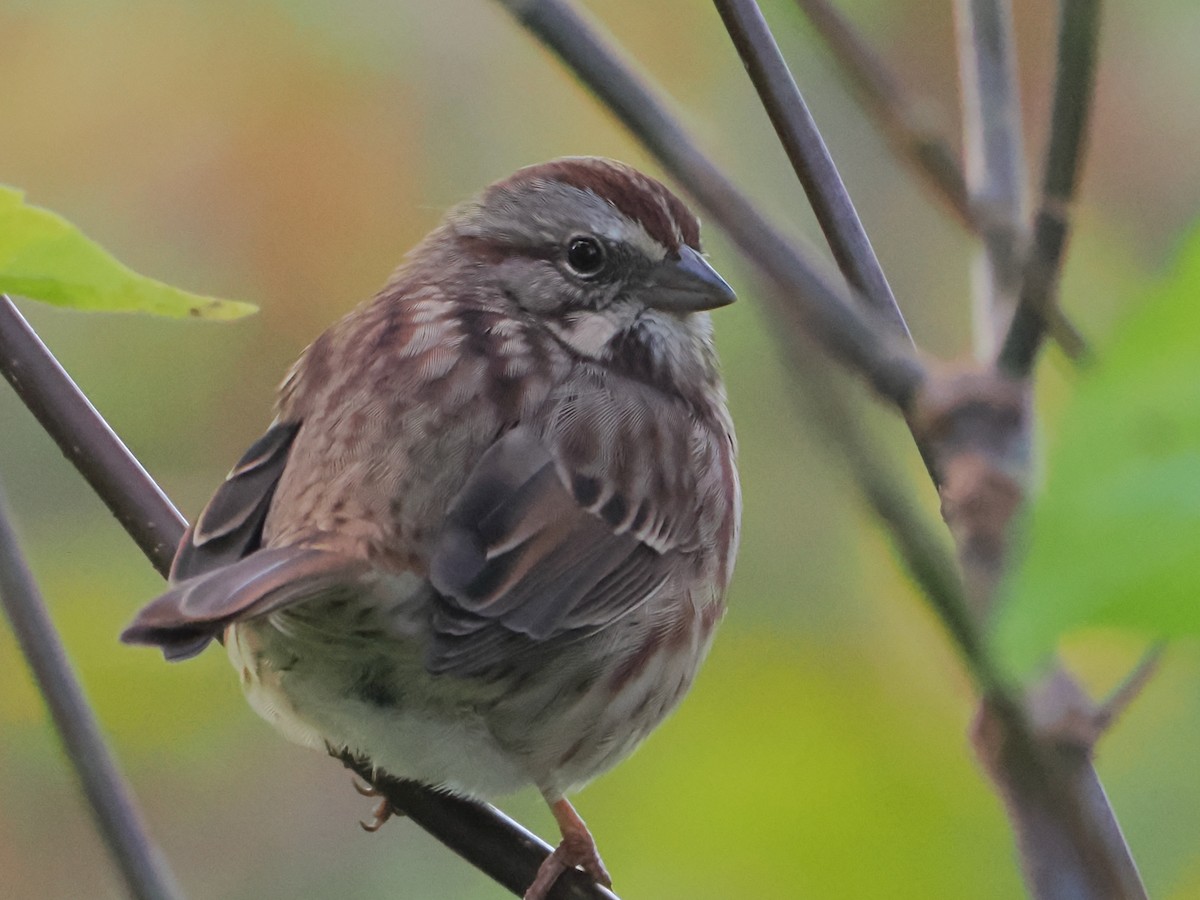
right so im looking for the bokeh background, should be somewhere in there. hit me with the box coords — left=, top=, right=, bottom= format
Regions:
left=2, top=1, right=1199, bottom=897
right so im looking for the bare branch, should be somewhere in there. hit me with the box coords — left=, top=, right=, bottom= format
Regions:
left=0, top=484, right=184, bottom=900
left=911, top=371, right=1146, bottom=899
left=1024, top=648, right=1165, bottom=749
left=998, top=0, right=1102, bottom=375
left=974, top=692, right=1147, bottom=900
left=0, top=296, right=183, bottom=576
left=794, top=0, right=974, bottom=228
left=913, top=366, right=1147, bottom=900
left=793, top=0, right=1087, bottom=359
left=0, top=296, right=620, bottom=900
left=771, top=337, right=995, bottom=690
left=712, top=0, right=911, bottom=341
left=954, top=0, right=1029, bottom=356
left=1046, top=305, right=1089, bottom=360
left=492, top=0, right=925, bottom=412
left=934, top=5, right=1136, bottom=892
left=337, top=753, right=619, bottom=900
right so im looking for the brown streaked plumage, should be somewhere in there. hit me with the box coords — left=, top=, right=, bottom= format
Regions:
left=122, top=157, right=740, bottom=900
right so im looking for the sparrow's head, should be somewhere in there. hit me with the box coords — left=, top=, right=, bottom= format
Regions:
left=446, top=157, right=735, bottom=393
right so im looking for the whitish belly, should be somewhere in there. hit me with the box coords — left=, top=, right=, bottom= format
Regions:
left=224, top=581, right=716, bottom=801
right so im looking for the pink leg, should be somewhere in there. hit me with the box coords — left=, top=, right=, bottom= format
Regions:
left=524, top=797, right=612, bottom=900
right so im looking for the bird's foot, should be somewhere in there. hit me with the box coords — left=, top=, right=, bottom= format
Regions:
left=352, top=778, right=395, bottom=833
left=524, top=798, right=612, bottom=900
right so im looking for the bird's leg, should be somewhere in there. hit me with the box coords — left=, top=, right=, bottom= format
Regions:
left=524, top=796, right=612, bottom=900
left=352, top=778, right=395, bottom=833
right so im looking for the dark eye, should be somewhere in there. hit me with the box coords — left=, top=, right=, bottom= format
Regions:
left=565, top=236, right=606, bottom=276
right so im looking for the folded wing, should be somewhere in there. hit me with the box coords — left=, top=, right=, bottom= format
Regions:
left=427, top=426, right=677, bottom=676
left=122, top=419, right=365, bottom=660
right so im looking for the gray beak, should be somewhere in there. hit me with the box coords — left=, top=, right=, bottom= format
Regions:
left=643, top=246, right=737, bottom=313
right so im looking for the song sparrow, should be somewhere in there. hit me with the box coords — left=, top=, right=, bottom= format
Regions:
left=123, top=157, right=740, bottom=899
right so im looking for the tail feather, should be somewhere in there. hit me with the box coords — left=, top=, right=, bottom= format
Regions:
left=122, top=545, right=367, bottom=661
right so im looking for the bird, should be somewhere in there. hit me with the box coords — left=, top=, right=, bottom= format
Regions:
left=123, top=157, right=741, bottom=899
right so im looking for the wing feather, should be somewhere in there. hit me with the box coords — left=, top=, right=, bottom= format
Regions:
left=172, top=420, right=301, bottom=580
left=124, top=419, right=336, bottom=661
left=426, top=426, right=681, bottom=675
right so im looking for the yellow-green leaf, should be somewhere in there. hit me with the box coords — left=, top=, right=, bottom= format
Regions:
left=993, top=225, right=1200, bottom=677
left=0, top=185, right=255, bottom=319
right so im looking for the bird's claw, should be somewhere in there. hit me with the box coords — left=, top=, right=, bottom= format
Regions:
left=352, top=778, right=379, bottom=798
left=352, top=778, right=396, bottom=832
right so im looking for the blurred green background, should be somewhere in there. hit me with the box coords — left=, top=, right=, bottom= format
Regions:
left=2, top=1, right=1199, bottom=897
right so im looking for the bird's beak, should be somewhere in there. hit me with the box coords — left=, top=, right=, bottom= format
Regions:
left=643, top=246, right=737, bottom=313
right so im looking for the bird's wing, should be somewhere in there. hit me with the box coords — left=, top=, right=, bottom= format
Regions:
left=426, top=416, right=690, bottom=676
left=123, top=419, right=366, bottom=660
left=171, top=420, right=301, bottom=580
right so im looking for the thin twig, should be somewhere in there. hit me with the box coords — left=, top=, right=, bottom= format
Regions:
left=998, top=0, right=1102, bottom=375
left=1095, top=642, right=1165, bottom=735
left=769, top=331, right=995, bottom=689
left=0, top=297, right=182, bottom=576
left=0, top=296, right=620, bottom=900
left=712, top=0, right=911, bottom=341
left=954, top=0, right=1028, bottom=357
left=794, top=0, right=974, bottom=227
left=1046, top=304, right=1089, bottom=361
left=793, top=0, right=1087, bottom=359
left=493, top=0, right=925, bottom=412
left=0, top=483, right=184, bottom=900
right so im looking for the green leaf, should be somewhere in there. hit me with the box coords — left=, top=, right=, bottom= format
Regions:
left=993, top=226, right=1200, bottom=677
left=0, top=185, right=255, bottom=319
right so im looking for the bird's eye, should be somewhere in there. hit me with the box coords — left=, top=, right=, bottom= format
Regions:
left=565, top=236, right=606, bottom=276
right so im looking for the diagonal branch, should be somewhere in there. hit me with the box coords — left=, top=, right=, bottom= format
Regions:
left=0, top=483, right=183, bottom=900
left=793, top=0, right=1086, bottom=359
left=998, top=0, right=1102, bottom=375
left=775, top=346, right=989, bottom=686
left=493, top=0, right=925, bottom=412
left=973, top=691, right=1147, bottom=900
left=1095, top=643, right=1164, bottom=736
left=0, top=295, right=619, bottom=900
left=0, top=298, right=183, bottom=576
left=712, top=0, right=909, bottom=341
left=912, top=366, right=1148, bottom=900
left=337, top=753, right=619, bottom=900
left=794, top=0, right=974, bottom=228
